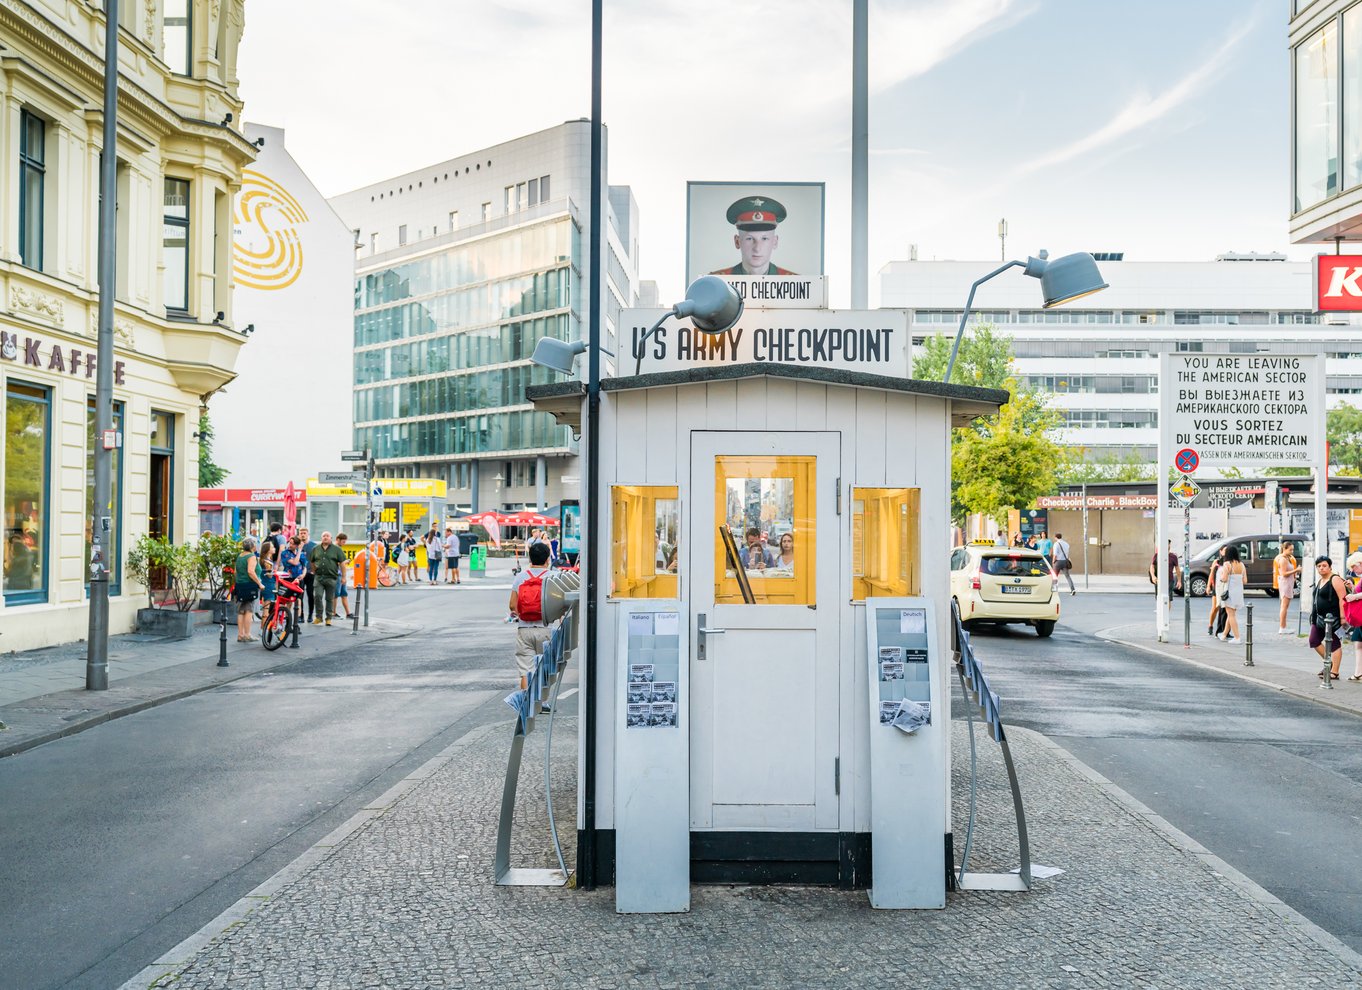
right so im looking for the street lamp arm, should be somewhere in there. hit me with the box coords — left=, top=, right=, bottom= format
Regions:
left=942, top=259, right=1024, bottom=383
left=632, top=308, right=677, bottom=376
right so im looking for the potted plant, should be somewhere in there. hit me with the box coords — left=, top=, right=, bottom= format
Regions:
left=128, top=535, right=204, bottom=639
left=196, top=532, right=239, bottom=610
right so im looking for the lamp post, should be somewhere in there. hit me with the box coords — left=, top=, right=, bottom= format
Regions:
left=942, top=250, right=1108, bottom=382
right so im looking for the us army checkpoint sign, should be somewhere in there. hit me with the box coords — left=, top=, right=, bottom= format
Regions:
left=1158, top=352, right=1324, bottom=467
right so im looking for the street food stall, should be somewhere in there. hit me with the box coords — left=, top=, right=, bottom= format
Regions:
left=307, top=476, right=448, bottom=569
left=198, top=486, right=307, bottom=539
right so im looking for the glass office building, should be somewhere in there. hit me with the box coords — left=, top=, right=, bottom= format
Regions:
left=332, top=122, right=639, bottom=512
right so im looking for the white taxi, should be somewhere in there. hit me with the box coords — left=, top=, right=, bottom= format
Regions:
left=949, top=542, right=1060, bottom=637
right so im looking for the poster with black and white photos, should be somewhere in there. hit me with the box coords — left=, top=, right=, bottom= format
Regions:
left=651, top=681, right=677, bottom=703
left=628, top=681, right=652, bottom=704
left=629, top=663, right=654, bottom=683
left=627, top=704, right=650, bottom=727
left=879, top=646, right=903, bottom=664
left=879, top=701, right=899, bottom=726
left=649, top=703, right=678, bottom=727
left=879, top=661, right=905, bottom=682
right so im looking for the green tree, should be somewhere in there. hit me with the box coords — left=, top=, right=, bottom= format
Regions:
left=915, top=324, right=1068, bottom=523
left=1328, top=402, right=1362, bottom=476
left=1055, top=447, right=1156, bottom=484
left=197, top=412, right=228, bottom=487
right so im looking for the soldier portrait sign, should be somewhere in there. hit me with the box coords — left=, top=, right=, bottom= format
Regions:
left=686, top=181, right=825, bottom=287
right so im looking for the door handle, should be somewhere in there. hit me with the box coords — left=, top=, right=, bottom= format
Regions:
left=696, top=613, right=726, bottom=661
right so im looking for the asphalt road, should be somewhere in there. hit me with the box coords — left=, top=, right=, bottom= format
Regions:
left=0, top=585, right=558, bottom=990
left=960, top=590, right=1362, bottom=953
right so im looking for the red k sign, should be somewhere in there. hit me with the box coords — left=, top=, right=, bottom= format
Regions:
left=1316, top=254, right=1362, bottom=311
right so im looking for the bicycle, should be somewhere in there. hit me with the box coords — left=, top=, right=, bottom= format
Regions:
left=261, top=575, right=305, bottom=651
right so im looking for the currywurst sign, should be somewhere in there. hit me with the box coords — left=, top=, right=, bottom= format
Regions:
left=625, top=308, right=908, bottom=376
left=1159, top=353, right=1323, bottom=466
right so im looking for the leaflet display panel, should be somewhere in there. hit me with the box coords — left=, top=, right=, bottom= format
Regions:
left=866, top=597, right=946, bottom=909
left=615, top=602, right=689, bottom=913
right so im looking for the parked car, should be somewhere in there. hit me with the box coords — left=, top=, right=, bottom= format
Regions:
left=1184, top=534, right=1308, bottom=597
left=949, top=542, right=1060, bottom=637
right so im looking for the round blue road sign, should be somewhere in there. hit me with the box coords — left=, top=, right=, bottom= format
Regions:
left=1174, top=448, right=1199, bottom=474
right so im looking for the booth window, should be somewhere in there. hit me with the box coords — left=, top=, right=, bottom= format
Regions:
left=851, top=488, right=920, bottom=600
left=610, top=485, right=679, bottom=599
left=714, top=456, right=815, bottom=606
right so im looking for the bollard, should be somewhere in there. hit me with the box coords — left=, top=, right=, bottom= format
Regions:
left=217, top=602, right=230, bottom=667
left=352, top=584, right=361, bottom=636
left=1244, top=603, right=1254, bottom=667
left=1321, top=615, right=1335, bottom=689
left=289, top=596, right=301, bottom=649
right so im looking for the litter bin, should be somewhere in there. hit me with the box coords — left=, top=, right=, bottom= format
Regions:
left=469, top=544, right=487, bottom=572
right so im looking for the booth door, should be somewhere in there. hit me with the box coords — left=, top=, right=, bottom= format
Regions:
left=690, top=431, right=840, bottom=832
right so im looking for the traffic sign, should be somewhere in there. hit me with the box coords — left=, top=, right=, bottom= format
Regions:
left=318, top=470, right=366, bottom=487
left=1168, top=475, right=1201, bottom=506
left=340, top=449, right=368, bottom=462
left=1174, top=448, right=1199, bottom=474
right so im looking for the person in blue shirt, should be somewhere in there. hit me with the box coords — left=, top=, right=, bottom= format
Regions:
left=280, top=535, right=307, bottom=583
left=1037, top=531, right=1053, bottom=560
left=298, top=527, right=318, bottom=621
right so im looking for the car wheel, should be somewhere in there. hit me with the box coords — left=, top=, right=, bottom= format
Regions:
left=1034, top=620, right=1055, bottom=638
left=1188, top=575, right=1208, bottom=597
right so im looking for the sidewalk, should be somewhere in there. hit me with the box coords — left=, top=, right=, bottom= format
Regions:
left=121, top=718, right=1362, bottom=990
left=1100, top=612, right=1362, bottom=719
left=0, top=612, right=418, bottom=758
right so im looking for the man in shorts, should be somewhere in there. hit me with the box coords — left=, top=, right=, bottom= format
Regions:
left=509, top=542, right=554, bottom=700
left=444, top=527, right=462, bottom=585
left=334, top=533, right=352, bottom=619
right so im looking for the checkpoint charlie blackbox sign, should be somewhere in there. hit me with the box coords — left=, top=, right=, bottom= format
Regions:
left=1158, top=352, right=1323, bottom=466
left=625, top=308, right=909, bottom=376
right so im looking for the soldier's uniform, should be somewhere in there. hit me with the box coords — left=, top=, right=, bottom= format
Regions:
left=710, top=196, right=797, bottom=276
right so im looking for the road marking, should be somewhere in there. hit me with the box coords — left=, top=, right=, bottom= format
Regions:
left=556, top=688, right=578, bottom=701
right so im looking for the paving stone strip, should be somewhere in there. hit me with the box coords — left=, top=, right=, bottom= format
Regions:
left=122, top=719, right=1362, bottom=990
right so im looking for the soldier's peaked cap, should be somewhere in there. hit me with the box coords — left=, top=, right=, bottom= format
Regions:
left=727, top=196, right=787, bottom=231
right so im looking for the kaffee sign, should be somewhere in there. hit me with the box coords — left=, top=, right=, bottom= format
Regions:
left=1315, top=253, right=1362, bottom=311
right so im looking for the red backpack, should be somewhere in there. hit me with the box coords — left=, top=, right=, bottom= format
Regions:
left=518, top=569, right=546, bottom=623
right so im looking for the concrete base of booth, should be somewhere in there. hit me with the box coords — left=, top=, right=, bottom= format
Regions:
left=580, top=830, right=956, bottom=891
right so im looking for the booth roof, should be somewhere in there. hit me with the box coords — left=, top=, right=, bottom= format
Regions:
left=525, top=363, right=1008, bottom=429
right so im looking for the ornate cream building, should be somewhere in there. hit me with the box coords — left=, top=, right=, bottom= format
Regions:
left=0, top=0, right=254, bottom=650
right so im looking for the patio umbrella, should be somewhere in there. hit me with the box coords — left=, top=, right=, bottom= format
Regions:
left=501, top=511, right=558, bottom=528
left=282, top=482, right=298, bottom=539
left=464, top=511, right=503, bottom=549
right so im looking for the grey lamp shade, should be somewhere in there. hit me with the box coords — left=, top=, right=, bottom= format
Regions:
left=673, top=275, right=744, bottom=334
left=530, top=337, right=588, bottom=374
left=1037, top=251, right=1108, bottom=308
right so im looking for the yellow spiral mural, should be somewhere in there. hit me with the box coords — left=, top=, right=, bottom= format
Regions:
left=233, top=170, right=309, bottom=291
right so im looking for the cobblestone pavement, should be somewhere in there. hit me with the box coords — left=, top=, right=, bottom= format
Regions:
left=123, top=717, right=1362, bottom=990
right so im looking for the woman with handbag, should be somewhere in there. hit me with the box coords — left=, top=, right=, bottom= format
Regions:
left=1341, top=553, right=1362, bottom=681
left=1309, top=555, right=1347, bottom=679
left=1215, top=544, right=1248, bottom=644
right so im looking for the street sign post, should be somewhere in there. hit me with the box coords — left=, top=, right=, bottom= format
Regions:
left=1168, top=476, right=1201, bottom=506
left=318, top=471, right=366, bottom=487
left=340, top=449, right=367, bottom=462
left=1166, top=475, right=1201, bottom=648
left=1174, top=448, right=1199, bottom=474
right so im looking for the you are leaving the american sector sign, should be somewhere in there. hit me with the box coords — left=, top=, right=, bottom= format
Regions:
left=626, top=307, right=909, bottom=376
left=1158, top=352, right=1324, bottom=466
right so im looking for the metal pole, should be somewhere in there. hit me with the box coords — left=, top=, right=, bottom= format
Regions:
left=366, top=450, right=376, bottom=543
left=217, top=607, right=229, bottom=667
left=288, top=594, right=300, bottom=648
left=352, top=583, right=361, bottom=635
left=1081, top=484, right=1089, bottom=590
left=851, top=0, right=868, bottom=310
left=1321, top=615, right=1335, bottom=689
left=577, top=0, right=603, bottom=891
left=1183, top=506, right=1191, bottom=648
left=85, top=0, right=119, bottom=692
left=1244, top=603, right=1254, bottom=666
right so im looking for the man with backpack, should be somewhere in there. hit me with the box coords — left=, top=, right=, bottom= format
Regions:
left=509, top=542, right=554, bottom=688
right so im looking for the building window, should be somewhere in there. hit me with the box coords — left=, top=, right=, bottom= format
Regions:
left=149, top=412, right=176, bottom=541
left=86, top=398, right=125, bottom=596
left=540, top=175, right=550, bottom=201
left=4, top=381, right=51, bottom=605
left=528, top=178, right=539, bottom=206
left=164, top=0, right=192, bottom=75
left=19, top=110, right=45, bottom=270
left=481, top=202, right=491, bottom=222
left=370, top=232, right=378, bottom=253
left=398, top=224, right=408, bottom=246
left=504, top=185, right=513, bottom=214
left=163, top=178, right=190, bottom=312
left=449, top=211, right=459, bottom=231
left=1296, top=20, right=1339, bottom=211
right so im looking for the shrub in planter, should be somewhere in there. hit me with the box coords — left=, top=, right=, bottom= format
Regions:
left=126, top=534, right=173, bottom=608
left=197, top=532, right=239, bottom=601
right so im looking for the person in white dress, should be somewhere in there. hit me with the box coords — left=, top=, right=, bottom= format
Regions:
left=1216, top=544, right=1248, bottom=644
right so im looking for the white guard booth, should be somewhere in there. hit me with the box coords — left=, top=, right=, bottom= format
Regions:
left=529, top=349, right=1005, bottom=910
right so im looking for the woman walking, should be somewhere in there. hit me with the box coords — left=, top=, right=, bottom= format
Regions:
left=424, top=528, right=443, bottom=583
left=1274, top=542, right=1299, bottom=635
left=1310, top=555, right=1347, bottom=680
left=233, top=537, right=265, bottom=643
left=1206, top=547, right=1227, bottom=637
left=1215, top=544, right=1247, bottom=645
left=258, top=539, right=278, bottom=622
left=1344, top=553, right=1362, bottom=682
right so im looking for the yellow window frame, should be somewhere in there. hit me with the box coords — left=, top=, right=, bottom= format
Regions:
left=851, top=487, right=920, bottom=600
left=610, top=485, right=679, bottom=599
left=714, top=455, right=816, bottom=606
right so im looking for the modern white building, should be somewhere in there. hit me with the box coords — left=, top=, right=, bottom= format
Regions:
left=328, top=121, right=640, bottom=513
left=882, top=254, right=1362, bottom=477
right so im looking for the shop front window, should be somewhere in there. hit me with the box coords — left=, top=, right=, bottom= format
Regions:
left=851, top=488, right=920, bottom=600
left=86, top=398, right=125, bottom=595
left=714, top=456, right=814, bottom=605
left=610, top=486, right=679, bottom=599
left=4, top=382, right=51, bottom=604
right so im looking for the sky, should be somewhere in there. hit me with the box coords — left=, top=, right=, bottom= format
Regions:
left=237, top=0, right=1296, bottom=307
